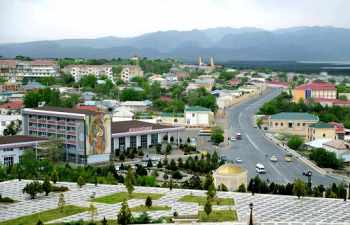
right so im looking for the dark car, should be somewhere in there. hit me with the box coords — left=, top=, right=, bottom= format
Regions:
left=303, top=171, right=310, bottom=176
left=264, top=127, right=268, bottom=130
left=228, top=158, right=233, bottom=163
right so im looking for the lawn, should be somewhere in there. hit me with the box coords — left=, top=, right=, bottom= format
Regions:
left=177, top=195, right=235, bottom=206
left=89, top=192, right=165, bottom=204
left=0, top=205, right=88, bottom=225
left=129, top=205, right=172, bottom=212
left=163, top=210, right=238, bottom=223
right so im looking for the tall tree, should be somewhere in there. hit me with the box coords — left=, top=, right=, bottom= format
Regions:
left=88, top=204, right=99, bottom=222
left=117, top=198, right=133, bottom=225
left=203, top=172, right=214, bottom=190
left=150, top=81, right=161, bottom=100
left=23, top=91, right=40, bottom=108
left=292, top=178, right=306, bottom=199
left=77, top=176, right=86, bottom=188
left=204, top=196, right=212, bottom=218
left=50, top=88, right=61, bottom=107
left=212, top=125, right=224, bottom=135
left=42, top=174, right=53, bottom=196
left=57, top=193, right=66, bottom=212
left=145, top=195, right=152, bottom=209
left=22, top=180, right=43, bottom=199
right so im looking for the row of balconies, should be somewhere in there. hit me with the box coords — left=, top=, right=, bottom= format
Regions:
left=30, top=118, right=76, bottom=127
left=29, top=127, right=76, bottom=136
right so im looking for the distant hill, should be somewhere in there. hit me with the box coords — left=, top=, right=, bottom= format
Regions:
left=1, top=26, right=350, bottom=61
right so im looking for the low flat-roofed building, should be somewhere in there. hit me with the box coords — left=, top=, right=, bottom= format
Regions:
left=0, top=135, right=48, bottom=166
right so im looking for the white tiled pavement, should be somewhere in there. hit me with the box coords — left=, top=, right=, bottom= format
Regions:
left=0, top=180, right=349, bottom=225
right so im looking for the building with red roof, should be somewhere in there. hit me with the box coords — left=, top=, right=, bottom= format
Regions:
left=327, top=122, right=345, bottom=140
left=0, top=101, right=23, bottom=109
left=158, top=97, right=173, bottom=102
left=295, top=80, right=337, bottom=103
left=228, top=78, right=241, bottom=85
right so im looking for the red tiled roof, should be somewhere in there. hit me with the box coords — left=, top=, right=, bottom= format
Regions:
left=327, top=122, right=344, bottom=128
left=0, top=60, right=56, bottom=66
left=260, top=115, right=270, bottom=120
left=158, top=97, right=173, bottom=102
left=65, top=65, right=139, bottom=68
left=240, top=70, right=248, bottom=73
left=0, top=82, right=5, bottom=86
left=228, top=78, right=241, bottom=83
left=296, top=81, right=336, bottom=90
left=0, top=101, right=23, bottom=109
left=72, top=106, right=99, bottom=112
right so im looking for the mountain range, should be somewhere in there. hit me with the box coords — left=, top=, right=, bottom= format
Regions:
left=1, top=26, right=350, bottom=61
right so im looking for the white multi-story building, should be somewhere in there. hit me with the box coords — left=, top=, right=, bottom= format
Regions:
left=63, top=65, right=143, bottom=82
left=0, top=60, right=60, bottom=83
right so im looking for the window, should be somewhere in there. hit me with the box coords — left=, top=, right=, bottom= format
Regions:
left=38, top=132, right=46, bottom=137
left=67, top=127, right=76, bottom=131
left=303, top=123, right=306, bottom=126
left=67, top=144, right=76, bottom=149
left=57, top=126, right=65, bottom=130
left=313, top=130, right=315, bottom=134
left=29, top=115, right=37, bottom=119
left=141, top=135, right=147, bottom=148
left=192, top=113, right=195, bottom=117
left=323, top=134, right=326, bottom=137
left=29, top=130, right=37, bottom=135
left=1, top=121, right=6, bottom=126
left=67, top=135, right=76, bottom=140
left=119, top=137, right=125, bottom=150
left=57, top=117, right=65, bottom=121
left=4, top=157, right=13, bottom=167
left=38, top=124, right=46, bottom=128
left=58, top=134, right=65, bottom=139
left=130, top=136, right=136, bottom=149
left=38, top=116, right=46, bottom=119
left=67, top=119, right=75, bottom=123
left=275, top=122, right=278, bottom=126
left=297, top=123, right=300, bottom=126
left=47, top=124, right=55, bottom=129
left=281, top=123, right=283, bottom=126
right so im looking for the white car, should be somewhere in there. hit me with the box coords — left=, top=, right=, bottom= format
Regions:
left=152, top=161, right=158, bottom=167
left=130, top=164, right=136, bottom=170
left=236, top=158, right=242, bottom=163
left=115, top=166, right=120, bottom=171
left=141, top=162, right=147, bottom=167
left=270, top=156, right=277, bottom=162
left=231, top=137, right=235, bottom=141
left=151, top=156, right=160, bottom=161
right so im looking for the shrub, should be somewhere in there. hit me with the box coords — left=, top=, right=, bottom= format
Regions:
left=0, top=197, right=14, bottom=202
left=52, top=186, right=69, bottom=191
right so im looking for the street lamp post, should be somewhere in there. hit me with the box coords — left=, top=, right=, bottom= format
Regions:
left=18, top=166, right=21, bottom=181
left=249, top=202, right=253, bottom=225
left=345, top=184, right=349, bottom=202
left=252, top=181, right=255, bottom=196
left=95, top=171, right=97, bottom=186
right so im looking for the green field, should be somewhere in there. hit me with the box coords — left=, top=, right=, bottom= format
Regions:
left=177, top=195, right=235, bottom=206
left=89, top=192, right=165, bottom=204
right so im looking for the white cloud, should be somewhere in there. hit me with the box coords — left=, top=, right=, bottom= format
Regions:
left=0, top=0, right=349, bottom=43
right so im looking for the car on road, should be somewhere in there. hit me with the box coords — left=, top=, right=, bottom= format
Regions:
left=286, top=152, right=293, bottom=157
left=151, top=156, right=160, bottom=161
left=254, top=125, right=258, bottom=128
left=221, top=155, right=227, bottom=161
left=142, top=157, right=150, bottom=162
left=130, top=164, right=136, bottom=170
left=236, top=158, right=242, bottom=163
left=270, top=156, right=277, bottom=162
left=264, top=127, right=268, bottom=130
left=201, top=151, right=208, bottom=155
left=285, top=157, right=292, bottom=162
left=228, top=158, right=233, bottom=163
left=236, top=133, right=242, bottom=140
left=303, top=171, right=311, bottom=176
left=231, top=137, right=235, bottom=141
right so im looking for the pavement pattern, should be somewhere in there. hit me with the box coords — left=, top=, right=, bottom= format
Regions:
left=1, top=180, right=350, bottom=224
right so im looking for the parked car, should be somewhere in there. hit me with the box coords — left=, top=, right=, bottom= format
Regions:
left=130, top=164, right=136, bottom=170
left=236, top=158, right=242, bottom=163
left=141, top=162, right=147, bottom=167
left=285, top=157, right=292, bottom=162
left=228, top=158, right=233, bottom=163
left=221, top=155, right=227, bottom=161
left=270, top=156, right=277, bottom=162
left=151, top=156, right=160, bottom=161
left=264, top=127, right=268, bottom=130
left=115, top=166, right=120, bottom=171
left=231, top=137, right=235, bottom=141
left=152, top=161, right=158, bottom=167
left=142, top=157, right=150, bottom=162
left=207, top=139, right=212, bottom=142
left=286, top=152, right=293, bottom=157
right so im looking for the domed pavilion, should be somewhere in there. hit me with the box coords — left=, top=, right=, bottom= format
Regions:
left=213, top=163, right=247, bottom=191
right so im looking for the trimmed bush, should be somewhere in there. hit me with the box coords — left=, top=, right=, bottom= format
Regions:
left=0, top=197, right=14, bottom=202
left=52, top=186, right=69, bottom=192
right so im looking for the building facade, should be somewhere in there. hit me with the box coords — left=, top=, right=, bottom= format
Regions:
left=185, top=106, right=214, bottom=125
left=0, top=60, right=60, bottom=84
left=22, top=106, right=112, bottom=164
left=307, top=121, right=336, bottom=142
left=268, top=112, right=319, bottom=134
left=63, top=65, right=143, bottom=82
left=295, top=80, right=337, bottom=103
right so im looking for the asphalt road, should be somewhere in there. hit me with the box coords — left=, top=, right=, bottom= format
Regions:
left=219, top=87, right=341, bottom=187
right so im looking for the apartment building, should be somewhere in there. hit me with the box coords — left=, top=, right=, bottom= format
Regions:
left=63, top=65, right=143, bottom=82
left=0, top=60, right=60, bottom=83
left=22, top=106, right=112, bottom=164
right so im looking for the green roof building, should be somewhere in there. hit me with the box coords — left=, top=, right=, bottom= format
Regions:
left=307, top=121, right=336, bottom=142
left=185, top=106, right=214, bottom=126
left=268, top=112, right=319, bottom=135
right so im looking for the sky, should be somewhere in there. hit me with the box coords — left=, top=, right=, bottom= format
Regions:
left=0, top=0, right=350, bottom=43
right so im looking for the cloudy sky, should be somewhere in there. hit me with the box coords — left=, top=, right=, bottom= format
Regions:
left=0, top=0, right=349, bottom=43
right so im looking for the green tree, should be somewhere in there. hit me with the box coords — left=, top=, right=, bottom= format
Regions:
left=36, top=215, right=44, bottom=225
left=256, top=118, right=263, bottom=129
left=150, top=81, right=161, bottom=100
left=338, top=95, right=347, bottom=101
left=112, top=66, right=124, bottom=81
left=101, top=216, right=108, bottom=225
left=203, top=172, right=214, bottom=190
left=40, top=135, right=64, bottom=162
left=145, top=195, right=152, bottom=208
left=23, top=91, right=40, bottom=108
left=163, top=172, right=169, bottom=181
left=313, top=186, right=321, bottom=197
left=42, top=174, right=53, bottom=196
left=77, top=175, right=86, bottom=188
left=328, top=191, right=337, bottom=198
left=287, top=135, right=303, bottom=150
left=119, top=152, right=126, bottom=161
left=22, top=77, right=29, bottom=85
left=156, top=143, right=162, bottom=154
left=207, top=182, right=217, bottom=201
left=172, top=170, right=183, bottom=181
left=126, top=166, right=136, bottom=184
left=88, top=204, right=99, bottom=222
left=125, top=179, right=134, bottom=196
left=192, top=94, right=218, bottom=112
left=117, top=198, right=133, bottom=225
left=292, top=178, right=306, bottom=199
left=79, top=74, right=98, bottom=88
left=120, top=88, right=142, bottom=101
left=50, top=88, right=61, bottom=107
left=22, top=180, right=43, bottom=199
left=212, top=125, right=224, bottom=135
left=210, top=133, right=224, bottom=146
left=237, top=183, right=247, bottom=193
left=3, top=123, right=17, bottom=136
left=204, top=196, right=212, bottom=217
left=165, top=143, right=172, bottom=155
left=57, top=193, right=66, bottom=212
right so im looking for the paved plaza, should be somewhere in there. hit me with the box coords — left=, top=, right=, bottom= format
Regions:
left=0, top=180, right=350, bottom=225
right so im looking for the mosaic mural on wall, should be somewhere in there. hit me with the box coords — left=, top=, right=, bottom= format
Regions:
left=85, top=114, right=111, bottom=155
